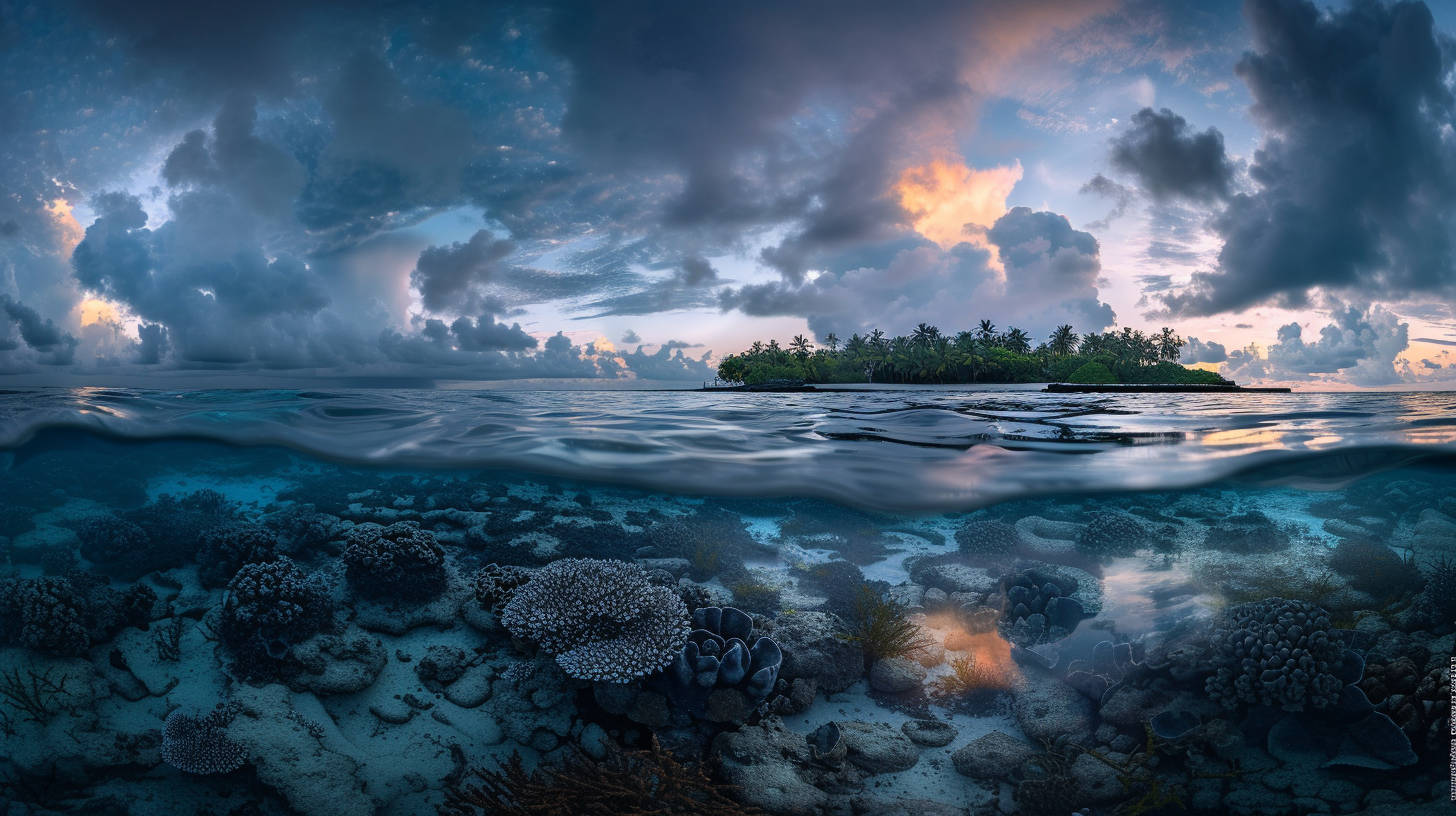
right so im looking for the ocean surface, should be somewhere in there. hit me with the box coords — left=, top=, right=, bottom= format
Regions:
left=3, top=387, right=1455, bottom=510
left=1, top=386, right=1452, bottom=816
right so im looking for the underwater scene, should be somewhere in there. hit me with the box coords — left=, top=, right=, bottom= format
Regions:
left=0, top=388, right=1453, bottom=816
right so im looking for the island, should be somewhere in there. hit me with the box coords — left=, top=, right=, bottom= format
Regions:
left=708, top=323, right=1288, bottom=392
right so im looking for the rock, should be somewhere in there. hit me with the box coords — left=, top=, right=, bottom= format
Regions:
left=291, top=627, right=387, bottom=695
left=869, top=658, right=926, bottom=693
left=914, top=642, right=945, bottom=668
left=415, top=644, right=469, bottom=689
left=704, top=688, right=757, bottom=723
left=1016, top=516, right=1084, bottom=541
left=837, top=720, right=920, bottom=775
left=628, top=690, right=671, bottom=728
left=887, top=583, right=925, bottom=610
left=579, top=722, right=610, bottom=760
left=712, top=718, right=828, bottom=816
left=855, top=797, right=975, bottom=816
left=230, top=684, right=380, bottom=816
left=636, top=557, right=691, bottom=577
left=901, top=719, right=956, bottom=747
left=944, top=630, right=974, bottom=651
left=1223, top=784, right=1294, bottom=816
left=1068, top=751, right=1124, bottom=804
left=443, top=664, right=494, bottom=708
left=772, top=612, right=865, bottom=693
left=1414, top=509, right=1456, bottom=561
left=1098, top=685, right=1172, bottom=730
left=922, top=588, right=949, bottom=609
left=911, top=563, right=997, bottom=596
left=1013, top=673, right=1093, bottom=744
left=950, top=731, right=1036, bottom=780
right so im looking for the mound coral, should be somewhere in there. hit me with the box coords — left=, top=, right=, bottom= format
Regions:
left=78, top=490, right=238, bottom=579
left=1076, top=512, right=1149, bottom=556
left=1204, top=598, right=1346, bottom=712
left=76, top=516, right=153, bottom=577
left=659, top=606, right=782, bottom=722
left=13, top=577, right=90, bottom=657
left=1360, top=655, right=1452, bottom=752
left=160, top=703, right=247, bottom=775
left=500, top=558, right=690, bottom=683
left=220, top=558, right=332, bottom=681
left=196, top=523, right=279, bottom=588
left=471, top=563, right=532, bottom=614
left=341, top=521, right=446, bottom=601
left=999, top=567, right=1086, bottom=646
left=955, top=519, right=1025, bottom=555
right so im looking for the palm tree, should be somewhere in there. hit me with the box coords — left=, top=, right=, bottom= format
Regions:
left=911, top=323, right=941, bottom=347
left=976, top=320, right=997, bottom=344
left=789, top=335, right=813, bottom=358
left=1048, top=325, right=1079, bottom=356
left=1156, top=327, right=1183, bottom=363
left=824, top=333, right=841, bottom=353
left=1003, top=327, right=1031, bottom=354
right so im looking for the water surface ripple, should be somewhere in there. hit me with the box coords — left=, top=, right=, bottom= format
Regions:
left=1, top=388, right=1453, bottom=511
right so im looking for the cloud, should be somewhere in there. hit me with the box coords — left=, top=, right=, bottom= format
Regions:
left=720, top=206, right=1115, bottom=341
left=1108, top=107, right=1235, bottom=204
left=659, top=340, right=703, bottom=351
left=1414, top=337, right=1456, bottom=347
left=620, top=329, right=641, bottom=345
left=411, top=230, right=516, bottom=313
left=0, top=294, right=79, bottom=365
left=1180, top=336, right=1227, bottom=364
left=1160, top=0, right=1456, bottom=316
left=1222, top=303, right=1409, bottom=385
left=1079, top=173, right=1134, bottom=229
left=896, top=158, right=1023, bottom=251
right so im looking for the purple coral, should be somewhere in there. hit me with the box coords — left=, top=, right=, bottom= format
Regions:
left=341, top=521, right=446, bottom=601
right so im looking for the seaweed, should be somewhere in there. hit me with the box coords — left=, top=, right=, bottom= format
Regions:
left=154, top=616, right=185, bottom=662
left=0, top=664, right=72, bottom=725
left=928, top=653, right=1004, bottom=699
left=439, top=737, right=762, bottom=816
left=847, top=585, right=930, bottom=668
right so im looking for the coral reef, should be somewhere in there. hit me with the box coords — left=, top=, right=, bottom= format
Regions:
left=263, top=504, right=345, bottom=553
left=341, top=521, right=447, bottom=601
left=160, top=703, right=247, bottom=775
left=998, top=566, right=1087, bottom=646
left=470, top=563, right=532, bottom=614
left=1075, top=511, right=1149, bottom=556
left=220, top=557, right=333, bottom=682
left=1202, top=511, right=1290, bottom=553
left=658, top=606, right=782, bottom=722
left=196, top=523, right=280, bottom=588
left=13, top=577, right=90, bottom=657
left=78, top=490, right=237, bottom=579
left=501, top=558, right=690, bottom=682
left=1360, top=655, right=1452, bottom=752
left=955, top=519, right=1025, bottom=555
left=1204, top=598, right=1346, bottom=711
left=75, top=516, right=154, bottom=578
left=440, top=737, right=761, bottom=816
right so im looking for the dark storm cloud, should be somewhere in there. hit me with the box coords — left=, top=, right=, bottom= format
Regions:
left=1161, top=0, right=1456, bottom=316
left=1109, top=108, right=1236, bottom=204
left=1180, top=337, right=1228, bottom=364
left=1135, top=274, right=1174, bottom=293
left=0, top=294, right=78, bottom=364
left=620, top=329, right=641, bottom=345
left=1414, top=337, right=1456, bottom=347
left=411, top=231, right=517, bottom=313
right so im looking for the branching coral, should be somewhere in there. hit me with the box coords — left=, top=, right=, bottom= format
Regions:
left=1204, top=598, right=1346, bottom=712
left=160, top=703, right=247, bottom=775
left=0, top=665, right=72, bottom=725
left=342, top=521, right=447, bottom=601
left=501, top=558, right=690, bottom=682
left=439, top=738, right=762, bottom=816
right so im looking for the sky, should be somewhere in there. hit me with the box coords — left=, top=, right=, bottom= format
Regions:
left=3, top=0, right=1456, bottom=387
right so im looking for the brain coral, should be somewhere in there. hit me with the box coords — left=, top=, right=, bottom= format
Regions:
left=160, top=703, right=247, bottom=775
left=1205, top=597, right=1346, bottom=712
left=341, top=521, right=446, bottom=601
left=955, top=519, right=1025, bottom=555
left=1076, top=512, right=1149, bottom=555
left=501, top=558, right=690, bottom=683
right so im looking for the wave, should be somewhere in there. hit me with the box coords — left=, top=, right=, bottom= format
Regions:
left=1, top=387, right=1454, bottom=511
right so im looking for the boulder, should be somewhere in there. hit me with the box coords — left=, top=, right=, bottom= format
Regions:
left=869, top=658, right=926, bottom=693
left=837, top=720, right=920, bottom=775
left=712, top=718, right=827, bottom=816
left=901, top=719, right=957, bottom=747
left=772, top=612, right=865, bottom=693
left=1013, top=674, right=1094, bottom=744
left=951, top=731, right=1036, bottom=780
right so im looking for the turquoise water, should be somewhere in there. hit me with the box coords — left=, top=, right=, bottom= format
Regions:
left=0, top=388, right=1451, bottom=815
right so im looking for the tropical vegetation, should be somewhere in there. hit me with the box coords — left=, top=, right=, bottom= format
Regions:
left=714, top=322, right=1232, bottom=386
